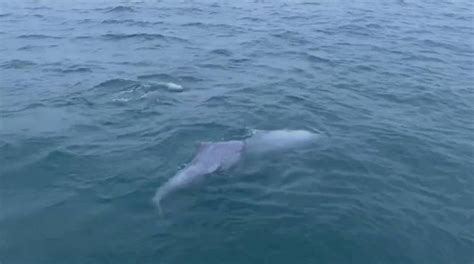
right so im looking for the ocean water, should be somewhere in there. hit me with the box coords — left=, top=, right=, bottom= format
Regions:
left=1, top=0, right=473, bottom=263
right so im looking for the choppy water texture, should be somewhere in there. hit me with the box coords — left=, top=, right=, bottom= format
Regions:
left=1, top=0, right=473, bottom=263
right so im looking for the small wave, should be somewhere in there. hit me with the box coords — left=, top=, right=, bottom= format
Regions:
left=18, top=45, right=37, bottom=51
left=366, top=23, right=382, bottom=29
left=95, top=79, right=139, bottom=90
left=281, top=15, right=305, bottom=20
left=239, top=17, right=265, bottom=22
left=101, top=19, right=135, bottom=24
left=73, top=35, right=92, bottom=40
left=105, top=81, right=143, bottom=102
left=61, top=67, right=93, bottom=74
left=178, top=75, right=205, bottom=83
left=102, top=19, right=163, bottom=28
left=105, top=6, right=135, bottom=13
left=101, top=33, right=183, bottom=42
left=181, top=22, right=205, bottom=27
left=422, top=39, right=469, bottom=54
left=139, top=72, right=203, bottom=83
left=405, top=29, right=431, bottom=35
left=77, top=19, right=93, bottom=24
left=198, top=63, right=226, bottom=69
left=281, top=95, right=307, bottom=104
left=137, top=73, right=175, bottom=81
left=1, top=59, right=36, bottom=69
left=106, top=81, right=183, bottom=103
left=272, top=30, right=311, bottom=45
left=299, top=2, right=321, bottom=6
left=2, top=102, right=46, bottom=114
left=52, top=96, right=94, bottom=107
left=253, top=64, right=285, bottom=74
left=210, top=49, right=233, bottom=57
left=352, top=65, right=376, bottom=72
left=180, top=21, right=242, bottom=33
left=43, top=63, right=97, bottom=74
left=176, top=7, right=205, bottom=15
left=289, top=67, right=314, bottom=79
left=24, top=6, right=51, bottom=10
left=229, top=58, right=251, bottom=63
left=102, top=19, right=163, bottom=27
left=306, top=54, right=334, bottom=66
left=203, top=95, right=231, bottom=106
left=70, top=8, right=90, bottom=14
left=23, top=102, right=46, bottom=110
left=17, top=34, right=61, bottom=39
left=94, top=78, right=183, bottom=103
left=336, top=24, right=372, bottom=37
left=404, top=55, right=445, bottom=63
left=114, top=61, right=153, bottom=66
left=0, top=13, right=12, bottom=17
left=102, top=33, right=163, bottom=40
left=131, top=21, right=164, bottom=27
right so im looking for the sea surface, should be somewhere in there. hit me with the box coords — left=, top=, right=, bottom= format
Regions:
left=1, top=0, right=473, bottom=263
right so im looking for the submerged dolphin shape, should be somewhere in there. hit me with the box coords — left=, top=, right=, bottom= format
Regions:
left=152, top=129, right=319, bottom=214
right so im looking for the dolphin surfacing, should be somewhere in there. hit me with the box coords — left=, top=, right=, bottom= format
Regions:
left=152, top=129, right=319, bottom=213
left=152, top=140, right=244, bottom=213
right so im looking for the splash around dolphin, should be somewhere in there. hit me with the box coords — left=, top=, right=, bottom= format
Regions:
left=152, top=129, right=320, bottom=214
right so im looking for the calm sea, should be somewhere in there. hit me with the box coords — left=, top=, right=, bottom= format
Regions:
left=1, top=0, right=473, bottom=263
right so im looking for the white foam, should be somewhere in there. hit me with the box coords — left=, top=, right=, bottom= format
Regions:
left=163, top=82, right=183, bottom=91
left=112, top=97, right=130, bottom=102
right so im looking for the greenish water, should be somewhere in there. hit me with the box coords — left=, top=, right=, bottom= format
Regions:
left=1, top=1, right=473, bottom=263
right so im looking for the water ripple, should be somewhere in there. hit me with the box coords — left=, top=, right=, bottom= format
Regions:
left=1, top=59, right=36, bottom=69
left=1, top=1, right=473, bottom=263
left=104, top=6, right=135, bottom=13
left=101, top=33, right=187, bottom=43
left=17, top=34, right=61, bottom=39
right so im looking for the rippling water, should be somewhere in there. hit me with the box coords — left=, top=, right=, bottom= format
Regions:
left=1, top=1, right=473, bottom=263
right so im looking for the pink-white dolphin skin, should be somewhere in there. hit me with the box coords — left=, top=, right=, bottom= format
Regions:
left=152, top=129, right=319, bottom=214
left=152, top=140, right=244, bottom=214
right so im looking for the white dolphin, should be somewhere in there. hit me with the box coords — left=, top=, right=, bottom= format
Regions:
left=152, top=129, right=319, bottom=214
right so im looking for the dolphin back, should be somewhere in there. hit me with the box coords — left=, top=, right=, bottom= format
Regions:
left=244, top=129, right=320, bottom=154
left=152, top=130, right=318, bottom=215
left=152, top=140, right=245, bottom=215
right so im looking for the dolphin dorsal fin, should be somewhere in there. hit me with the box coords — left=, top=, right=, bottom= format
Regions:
left=197, top=141, right=211, bottom=151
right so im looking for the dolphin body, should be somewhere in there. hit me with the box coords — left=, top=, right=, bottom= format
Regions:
left=152, top=129, right=319, bottom=213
